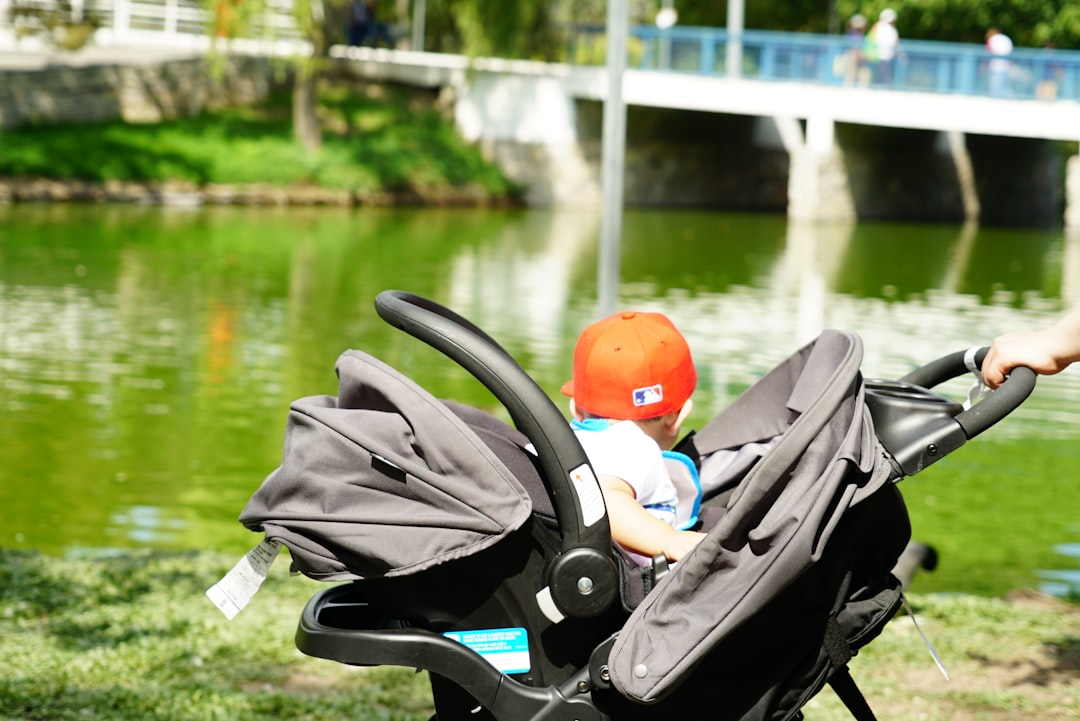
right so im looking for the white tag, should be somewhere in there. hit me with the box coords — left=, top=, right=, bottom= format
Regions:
left=902, top=594, right=950, bottom=681
left=206, top=539, right=282, bottom=620
left=963, top=346, right=992, bottom=411
left=568, top=463, right=607, bottom=527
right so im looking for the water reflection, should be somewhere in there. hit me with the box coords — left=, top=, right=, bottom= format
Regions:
left=1040, top=542, right=1080, bottom=598
left=109, top=505, right=187, bottom=544
left=0, top=204, right=1077, bottom=597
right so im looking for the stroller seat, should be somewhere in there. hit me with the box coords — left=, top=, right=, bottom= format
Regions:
left=238, top=290, right=1036, bottom=721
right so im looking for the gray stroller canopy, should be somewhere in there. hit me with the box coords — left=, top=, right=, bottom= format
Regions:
left=239, top=350, right=533, bottom=581
left=609, top=329, right=897, bottom=704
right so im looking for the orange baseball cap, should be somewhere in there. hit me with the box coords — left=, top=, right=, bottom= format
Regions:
left=561, top=310, right=697, bottom=420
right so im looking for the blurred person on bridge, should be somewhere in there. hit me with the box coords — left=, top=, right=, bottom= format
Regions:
left=863, top=8, right=902, bottom=85
left=347, top=0, right=394, bottom=48
left=1035, top=42, right=1063, bottom=100
left=366, top=0, right=395, bottom=48
left=840, top=13, right=869, bottom=85
left=985, top=27, right=1014, bottom=97
left=347, top=0, right=372, bottom=46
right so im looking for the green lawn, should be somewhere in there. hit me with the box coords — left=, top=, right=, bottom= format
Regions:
left=2, top=549, right=1077, bottom=721
left=0, top=549, right=434, bottom=721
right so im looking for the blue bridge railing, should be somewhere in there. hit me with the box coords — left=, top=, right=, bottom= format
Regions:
left=569, top=25, right=1080, bottom=102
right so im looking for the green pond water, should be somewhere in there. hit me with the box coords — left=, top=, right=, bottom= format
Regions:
left=1, top=202, right=1078, bottom=597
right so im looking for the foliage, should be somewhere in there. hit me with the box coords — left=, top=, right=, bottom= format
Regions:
left=5, top=0, right=101, bottom=51
left=832, top=0, right=1080, bottom=48
left=0, top=82, right=517, bottom=197
left=661, top=0, right=834, bottom=33
left=420, top=0, right=561, bottom=59
left=547, top=0, right=1080, bottom=50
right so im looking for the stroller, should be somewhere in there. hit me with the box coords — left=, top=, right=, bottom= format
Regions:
left=237, top=290, right=1035, bottom=721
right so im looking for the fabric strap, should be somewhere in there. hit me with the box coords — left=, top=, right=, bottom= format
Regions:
left=828, top=667, right=879, bottom=721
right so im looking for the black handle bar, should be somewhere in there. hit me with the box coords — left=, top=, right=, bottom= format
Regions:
left=374, top=290, right=618, bottom=619
left=867, top=345, right=1036, bottom=476
left=899, top=346, right=1036, bottom=440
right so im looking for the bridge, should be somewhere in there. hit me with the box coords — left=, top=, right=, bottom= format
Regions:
left=3, top=1, right=1080, bottom=225
left=334, top=35, right=1080, bottom=226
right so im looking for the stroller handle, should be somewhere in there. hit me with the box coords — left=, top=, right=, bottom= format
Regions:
left=374, top=290, right=619, bottom=619
left=868, top=346, right=1035, bottom=476
left=899, top=346, right=1036, bottom=440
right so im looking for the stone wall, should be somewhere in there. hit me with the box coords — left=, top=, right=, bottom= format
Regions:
left=485, top=100, right=791, bottom=212
left=0, top=54, right=284, bottom=129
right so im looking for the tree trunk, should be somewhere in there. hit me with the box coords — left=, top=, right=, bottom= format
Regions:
left=292, top=64, right=322, bottom=153
left=292, top=0, right=327, bottom=153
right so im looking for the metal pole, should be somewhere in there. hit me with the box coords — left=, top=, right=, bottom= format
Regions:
left=114, top=0, right=131, bottom=43
left=726, top=0, right=744, bottom=78
left=598, top=0, right=628, bottom=317
left=411, top=0, right=426, bottom=52
left=658, top=0, right=674, bottom=69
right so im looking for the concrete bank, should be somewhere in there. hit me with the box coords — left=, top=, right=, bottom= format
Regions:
left=0, top=48, right=279, bottom=128
left=0, top=177, right=503, bottom=207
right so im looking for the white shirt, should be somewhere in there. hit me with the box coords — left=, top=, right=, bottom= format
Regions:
left=987, top=33, right=1013, bottom=73
left=570, top=419, right=679, bottom=527
left=872, top=22, right=899, bottom=60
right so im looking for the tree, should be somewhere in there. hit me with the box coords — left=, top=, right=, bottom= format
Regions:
left=421, top=0, right=563, bottom=59
left=201, top=0, right=348, bottom=151
left=290, top=0, right=330, bottom=152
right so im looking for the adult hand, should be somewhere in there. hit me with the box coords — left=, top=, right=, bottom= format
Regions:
left=982, top=329, right=1070, bottom=388
left=982, top=308, right=1080, bottom=388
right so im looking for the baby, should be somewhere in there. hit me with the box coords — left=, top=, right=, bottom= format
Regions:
left=562, top=310, right=706, bottom=564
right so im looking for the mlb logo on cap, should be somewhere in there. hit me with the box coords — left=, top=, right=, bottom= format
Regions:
left=633, top=384, right=663, bottom=408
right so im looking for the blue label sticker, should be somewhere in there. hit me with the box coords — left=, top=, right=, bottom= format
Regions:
left=443, top=627, right=531, bottom=674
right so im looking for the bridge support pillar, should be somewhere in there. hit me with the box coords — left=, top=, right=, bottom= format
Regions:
left=940, top=130, right=980, bottom=223
left=786, top=114, right=856, bottom=223
left=454, top=73, right=600, bottom=207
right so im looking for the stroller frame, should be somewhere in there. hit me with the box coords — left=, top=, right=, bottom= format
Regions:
left=266, top=291, right=1035, bottom=721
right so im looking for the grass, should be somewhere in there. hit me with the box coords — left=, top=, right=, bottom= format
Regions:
left=0, top=82, right=519, bottom=199
left=2, top=549, right=1077, bottom=721
left=808, top=592, right=1080, bottom=720
left=0, top=548, right=434, bottom=721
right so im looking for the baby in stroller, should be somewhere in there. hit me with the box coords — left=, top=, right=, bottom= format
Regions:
left=562, top=308, right=782, bottom=569
left=229, top=290, right=1036, bottom=721
left=563, top=309, right=706, bottom=565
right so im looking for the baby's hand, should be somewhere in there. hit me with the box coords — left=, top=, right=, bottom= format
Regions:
left=662, top=530, right=707, bottom=562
